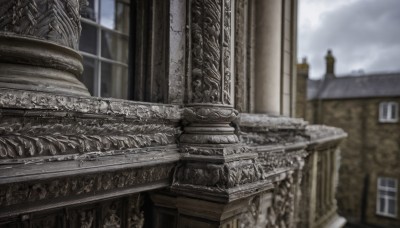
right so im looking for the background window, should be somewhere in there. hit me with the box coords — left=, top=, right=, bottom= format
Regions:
left=79, top=0, right=130, bottom=99
left=379, top=102, right=398, bottom=123
left=377, top=177, right=397, bottom=217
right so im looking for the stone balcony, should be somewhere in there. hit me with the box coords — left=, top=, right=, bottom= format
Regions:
left=0, top=93, right=347, bottom=227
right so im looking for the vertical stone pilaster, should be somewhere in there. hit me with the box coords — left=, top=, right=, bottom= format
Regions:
left=189, top=0, right=233, bottom=105
left=172, top=3, right=270, bottom=224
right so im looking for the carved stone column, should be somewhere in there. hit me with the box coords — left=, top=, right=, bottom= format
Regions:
left=0, top=0, right=90, bottom=96
left=172, top=0, right=269, bottom=225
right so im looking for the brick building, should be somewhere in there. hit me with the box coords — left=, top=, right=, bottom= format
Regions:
left=297, top=50, right=400, bottom=227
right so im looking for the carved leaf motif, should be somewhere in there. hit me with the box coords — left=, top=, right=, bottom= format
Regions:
left=191, top=0, right=222, bottom=103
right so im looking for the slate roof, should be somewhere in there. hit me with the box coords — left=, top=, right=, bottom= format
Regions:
left=307, top=73, right=400, bottom=100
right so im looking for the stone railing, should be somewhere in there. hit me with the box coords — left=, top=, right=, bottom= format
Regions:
left=301, top=125, right=347, bottom=228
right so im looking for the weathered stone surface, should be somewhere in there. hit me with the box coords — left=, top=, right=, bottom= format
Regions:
left=189, top=0, right=232, bottom=105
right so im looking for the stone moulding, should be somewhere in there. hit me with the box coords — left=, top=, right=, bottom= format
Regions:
left=0, top=163, right=175, bottom=219
left=180, top=105, right=239, bottom=144
left=0, top=35, right=89, bottom=96
left=0, top=118, right=179, bottom=159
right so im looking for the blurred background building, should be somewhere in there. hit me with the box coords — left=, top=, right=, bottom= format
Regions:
left=297, top=50, right=400, bottom=228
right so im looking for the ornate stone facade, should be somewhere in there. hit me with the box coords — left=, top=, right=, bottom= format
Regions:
left=0, top=0, right=346, bottom=227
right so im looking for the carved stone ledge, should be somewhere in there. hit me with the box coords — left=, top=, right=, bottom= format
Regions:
left=0, top=163, right=175, bottom=219
left=0, top=103, right=181, bottom=160
left=0, top=89, right=181, bottom=121
left=306, top=125, right=347, bottom=149
left=238, top=114, right=309, bottom=146
left=0, top=145, right=179, bottom=184
left=238, top=113, right=307, bottom=130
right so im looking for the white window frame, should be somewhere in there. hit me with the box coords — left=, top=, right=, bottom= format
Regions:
left=376, top=177, right=398, bottom=218
left=379, top=102, right=399, bottom=123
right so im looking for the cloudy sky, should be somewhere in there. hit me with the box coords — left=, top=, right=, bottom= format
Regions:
left=298, top=0, right=400, bottom=79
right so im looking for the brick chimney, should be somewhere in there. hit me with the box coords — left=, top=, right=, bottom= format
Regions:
left=325, top=49, right=335, bottom=78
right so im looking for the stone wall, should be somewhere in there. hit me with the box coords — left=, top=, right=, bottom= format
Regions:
left=307, top=97, right=400, bottom=227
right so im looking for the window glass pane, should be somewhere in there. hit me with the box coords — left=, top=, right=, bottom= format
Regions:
left=82, top=0, right=97, bottom=22
left=100, top=62, right=128, bottom=99
left=100, top=0, right=116, bottom=29
left=388, top=199, right=396, bottom=215
left=382, top=103, right=388, bottom=120
left=80, top=57, right=97, bottom=96
left=391, top=104, right=398, bottom=120
left=79, top=23, right=98, bottom=55
left=101, top=31, right=129, bottom=63
left=100, top=0, right=130, bottom=34
left=388, top=179, right=396, bottom=188
left=379, top=198, right=385, bottom=213
left=380, top=178, right=387, bottom=187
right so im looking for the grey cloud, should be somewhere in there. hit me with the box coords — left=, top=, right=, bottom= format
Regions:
left=298, top=0, right=400, bottom=78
